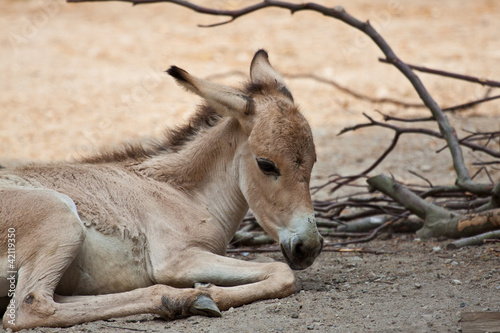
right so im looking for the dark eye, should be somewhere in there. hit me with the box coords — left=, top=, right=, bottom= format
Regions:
left=256, top=158, right=281, bottom=177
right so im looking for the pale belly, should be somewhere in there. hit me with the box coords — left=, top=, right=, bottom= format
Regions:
left=56, top=228, right=154, bottom=296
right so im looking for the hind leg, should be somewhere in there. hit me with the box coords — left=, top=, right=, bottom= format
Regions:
left=1, top=188, right=219, bottom=331
left=1, top=188, right=86, bottom=329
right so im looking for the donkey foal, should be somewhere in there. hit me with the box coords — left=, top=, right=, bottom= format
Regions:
left=0, top=50, right=323, bottom=330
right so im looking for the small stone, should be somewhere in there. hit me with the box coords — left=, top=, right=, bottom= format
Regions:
left=432, top=246, right=441, bottom=252
left=421, top=165, right=432, bottom=172
left=291, top=313, right=299, bottom=319
left=422, top=313, right=433, bottom=320
left=460, top=302, right=467, bottom=308
left=414, top=283, right=422, bottom=289
left=452, top=279, right=462, bottom=285
left=307, top=324, right=315, bottom=330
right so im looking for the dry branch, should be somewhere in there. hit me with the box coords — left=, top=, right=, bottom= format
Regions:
left=226, top=246, right=389, bottom=254
left=367, top=174, right=500, bottom=239
left=447, top=230, right=500, bottom=249
left=376, top=94, right=500, bottom=122
left=336, top=216, right=388, bottom=232
left=206, top=70, right=424, bottom=108
left=284, top=73, right=423, bottom=108
left=379, top=58, right=500, bottom=88
left=231, top=231, right=274, bottom=247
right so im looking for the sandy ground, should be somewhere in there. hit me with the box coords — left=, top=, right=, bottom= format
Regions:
left=1, top=0, right=500, bottom=332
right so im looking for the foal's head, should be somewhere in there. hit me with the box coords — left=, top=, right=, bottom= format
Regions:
left=167, top=50, right=323, bottom=270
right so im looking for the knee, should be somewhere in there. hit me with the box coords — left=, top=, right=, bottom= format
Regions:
left=3, top=291, right=56, bottom=331
left=272, top=262, right=296, bottom=296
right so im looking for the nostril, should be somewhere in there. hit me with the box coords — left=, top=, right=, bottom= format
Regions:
left=294, top=240, right=305, bottom=257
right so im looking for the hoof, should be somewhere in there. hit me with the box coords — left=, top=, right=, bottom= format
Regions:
left=189, top=295, right=222, bottom=317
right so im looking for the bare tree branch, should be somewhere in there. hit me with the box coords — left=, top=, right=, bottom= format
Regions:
left=376, top=94, right=500, bottom=122
left=340, top=113, right=500, bottom=163
left=205, top=70, right=424, bottom=108
left=367, top=174, right=500, bottom=238
left=447, top=229, right=500, bottom=249
left=284, top=73, right=423, bottom=108
left=444, top=94, right=500, bottom=112
left=379, top=58, right=500, bottom=88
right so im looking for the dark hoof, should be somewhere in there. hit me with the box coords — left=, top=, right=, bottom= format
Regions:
left=189, top=295, right=222, bottom=317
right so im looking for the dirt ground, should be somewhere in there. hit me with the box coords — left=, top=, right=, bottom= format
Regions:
left=1, top=0, right=500, bottom=332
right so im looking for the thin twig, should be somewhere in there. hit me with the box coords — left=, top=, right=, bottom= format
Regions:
left=408, top=170, right=433, bottom=187
left=443, top=94, right=500, bottom=112
left=313, top=114, right=403, bottom=195
left=327, top=219, right=395, bottom=246
left=103, top=324, right=154, bottom=332
left=447, top=229, right=500, bottom=249
left=379, top=58, right=500, bottom=88
left=285, top=73, right=423, bottom=108
left=206, top=70, right=424, bottom=108
left=227, top=246, right=390, bottom=254
left=341, top=114, right=500, bottom=161
left=376, top=94, right=500, bottom=122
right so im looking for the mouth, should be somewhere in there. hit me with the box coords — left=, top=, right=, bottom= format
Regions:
left=280, top=242, right=318, bottom=271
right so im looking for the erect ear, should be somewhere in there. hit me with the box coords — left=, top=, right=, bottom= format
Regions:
left=250, top=49, right=293, bottom=102
left=167, top=66, right=253, bottom=121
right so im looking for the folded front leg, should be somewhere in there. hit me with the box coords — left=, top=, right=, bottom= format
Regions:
left=5, top=285, right=220, bottom=331
left=153, top=250, right=296, bottom=311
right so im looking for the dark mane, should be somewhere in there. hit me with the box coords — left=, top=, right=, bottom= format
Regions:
left=79, top=80, right=287, bottom=165
left=80, top=105, right=221, bottom=164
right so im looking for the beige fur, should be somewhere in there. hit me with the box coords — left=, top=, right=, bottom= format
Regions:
left=0, top=50, right=323, bottom=330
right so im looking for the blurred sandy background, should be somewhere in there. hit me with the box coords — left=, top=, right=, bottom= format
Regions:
left=2, top=0, right=500, bottom=186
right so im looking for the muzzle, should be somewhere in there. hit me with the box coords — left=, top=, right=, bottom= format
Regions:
left=279, top=216, right=324, bottom=270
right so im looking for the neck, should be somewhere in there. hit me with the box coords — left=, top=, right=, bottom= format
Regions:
left=136, top=117, right=249, bottom=245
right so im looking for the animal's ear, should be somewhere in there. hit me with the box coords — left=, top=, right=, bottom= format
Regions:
left=250, top=49, right=293, bottom=102
left=167, top=66, right=253, bottom=120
